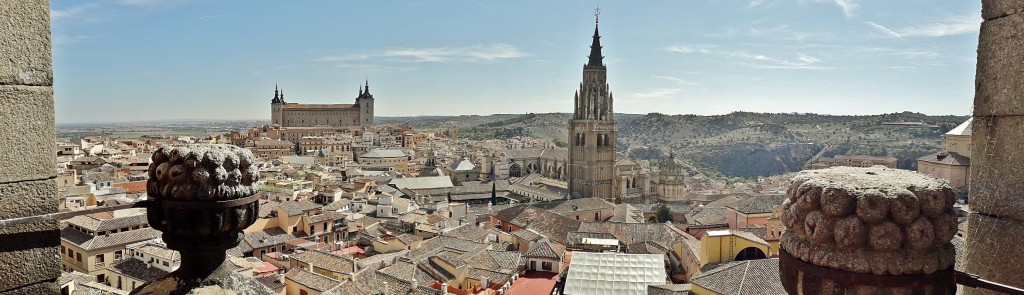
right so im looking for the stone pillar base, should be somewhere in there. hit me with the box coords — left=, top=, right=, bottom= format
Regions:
left=780, top=249, right=955, bottom=295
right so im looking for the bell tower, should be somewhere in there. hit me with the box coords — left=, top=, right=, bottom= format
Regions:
left=568, top=7, right=618, bottom=202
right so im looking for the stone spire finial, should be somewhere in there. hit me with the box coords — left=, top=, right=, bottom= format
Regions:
left=134, top=144, right=271, bottom=294
left=272, top=84, right=281, bottom=103
left=779, top=166, right=957, bottom=294
left=587, top=8, right=604, bottom=68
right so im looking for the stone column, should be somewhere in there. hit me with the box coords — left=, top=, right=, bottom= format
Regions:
left=963, top=1, right=1024, bottom=294
left=0, top=0, right=58, bottom=293
left=779, top=167, right=957, bottom=294
left=133, top=144, right=273, bottom=295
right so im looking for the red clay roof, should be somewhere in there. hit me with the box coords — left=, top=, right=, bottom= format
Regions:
left=113, top=181, right=147, bottom=193
left=505, top=272, right=559, bottom=295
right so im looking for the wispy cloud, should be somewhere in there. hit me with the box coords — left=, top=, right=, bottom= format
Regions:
left=118, top=0, right=168, bottom=6
left=652, top=75, right=703, bottom=87
left=318, top=43, right=527, bottom=63
left=798, top=0, right=857, bottom=17
left=53, top=34, right=93, bottom=45
left=845, top=46, right=941, bottom=59
left=745, top=0, right=765, bottom=9
left=667, top=45, right=830, bottom=70
left=865, top=15, right=980, bottom=38
left=796, top=53, right=821, bottom=64
left=666, top=46, right=697, bottom=54
left=897, top=15, right=981, bottom=37
left=197, top=14, right=228, bottom=20
left=631, top=88, right=683, bottom=100
left=834, top=0, right=858, bottom=17
left=866, top=21, right=901, bottom=38
left=51, top=3, right=99, bottom=20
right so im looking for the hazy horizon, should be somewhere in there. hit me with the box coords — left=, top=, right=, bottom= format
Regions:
left=53, top=0, right=980, bottom=124
left=55, top=110, right=971, bottom=126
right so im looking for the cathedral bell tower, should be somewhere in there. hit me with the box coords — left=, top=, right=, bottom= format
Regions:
left=568, top=8, right=618, bottom=202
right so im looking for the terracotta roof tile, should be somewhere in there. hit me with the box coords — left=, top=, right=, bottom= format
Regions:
left=285, top=268, right=341, bottom=292
left=691, top=258, right=783, bottom=295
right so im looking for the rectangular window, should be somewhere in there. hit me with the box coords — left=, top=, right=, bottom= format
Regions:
left=76, top=253, right=82, bottom=262
left=114, top=250, right=123, bottom=261
left=542, top=262, right=553, bottom=271
left=163, top=261, right=169, bottom=267
left=95, top=254, right=104, bottom=266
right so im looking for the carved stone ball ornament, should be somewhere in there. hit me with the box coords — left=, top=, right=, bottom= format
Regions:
left=778, top=166, right=959, bottom=295
left=133, top=144, right=271, bottom=295
left=146, top=144, right=260, bottom=251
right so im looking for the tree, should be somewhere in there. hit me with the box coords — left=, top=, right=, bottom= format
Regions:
left=655, top=205, right=673, bottom=223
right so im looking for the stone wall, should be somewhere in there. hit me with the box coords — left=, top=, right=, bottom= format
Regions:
left=0, top=0, right=59, bottom=293
left=963, top=1, right=1024, bottom=294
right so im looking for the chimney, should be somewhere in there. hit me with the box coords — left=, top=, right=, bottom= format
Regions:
left=440, top=282, right=449, bottom=295
left=481, top=276, right=489, bottom=289
left=410, top=278, right=418, bottom=291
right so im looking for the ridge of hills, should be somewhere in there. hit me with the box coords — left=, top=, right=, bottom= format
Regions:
left=378, top=111, right=969, bottom=179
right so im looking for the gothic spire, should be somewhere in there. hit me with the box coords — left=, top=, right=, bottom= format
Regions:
left=272, top=84, right=282, bottom=103
left=587, top=7, right=604, bottom=67
left=364, top=79, right=370, bottom=94
left=359, top=84, right=363, bottom=96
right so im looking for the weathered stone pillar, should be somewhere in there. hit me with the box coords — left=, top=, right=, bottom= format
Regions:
left=133, top=144, right=273, bottom=295
left=963, top=1, right=1024, bottom=294
left=0, top=0, right=58, bottom=294
left=779, top=167, right=957, bottom=294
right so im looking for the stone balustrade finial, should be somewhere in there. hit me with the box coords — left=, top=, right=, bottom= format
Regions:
left=779, top=166, right=958, bottom=294
left=133, top=144, right=273, bottom=295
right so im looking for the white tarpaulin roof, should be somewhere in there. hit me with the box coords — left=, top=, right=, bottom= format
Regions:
left=562, top=252, right=667, bottom=295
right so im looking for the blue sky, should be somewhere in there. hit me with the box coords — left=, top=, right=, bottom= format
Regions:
left=52, top=0, right=981, bottom=123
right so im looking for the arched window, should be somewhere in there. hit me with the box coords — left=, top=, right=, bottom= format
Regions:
left=509, top=163, right=523, bottom=178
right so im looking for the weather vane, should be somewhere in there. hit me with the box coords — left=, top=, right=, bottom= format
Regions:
left=594, top=5, right=601, bottom=23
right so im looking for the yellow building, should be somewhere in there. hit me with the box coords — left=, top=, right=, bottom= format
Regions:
left=244, top=139, right=294, bottom=159
left=918, top=118, right=972, bottom=189
left=698, top=230, right=769, bottom=268
left=60, top=213, right=160, bottom=283
left=372, top=233, right=424, bottom=253
left=357, top=149, right=413, bottom=174
left=289, top=250, right=357, bottom=281
left=106, top=242, right=180, bottom=292
left=284, top=267, right=341, bottom=295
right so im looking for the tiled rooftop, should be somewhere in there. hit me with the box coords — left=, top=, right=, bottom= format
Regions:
left=691, top=258, right=784, bottom=295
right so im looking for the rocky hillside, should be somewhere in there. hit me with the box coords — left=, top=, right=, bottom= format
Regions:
left=380, top=111, right=968, bottom=178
